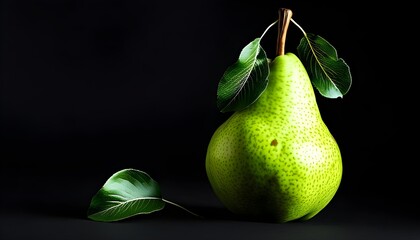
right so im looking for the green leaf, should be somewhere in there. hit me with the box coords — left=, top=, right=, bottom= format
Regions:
left=87, top=168, right=165, bottom=222
left=297, top=33, right=352, bottom=98
left=217, top=38, right=270, bottom=112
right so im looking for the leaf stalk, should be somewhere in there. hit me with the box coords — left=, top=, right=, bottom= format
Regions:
left=162, top=199, right=203, bottom=218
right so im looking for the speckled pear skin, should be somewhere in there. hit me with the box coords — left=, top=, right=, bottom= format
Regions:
left=206, top=53, right=342, bottom=223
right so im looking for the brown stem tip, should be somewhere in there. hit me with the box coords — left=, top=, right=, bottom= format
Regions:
left=276, top=8, right=293, bottom=56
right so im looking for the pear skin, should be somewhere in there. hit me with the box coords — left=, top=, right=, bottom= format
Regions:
left=206, top=53, right=342, bottom=223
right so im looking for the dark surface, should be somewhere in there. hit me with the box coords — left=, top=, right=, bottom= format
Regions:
left=1, top=0, right=418, bottom=239
left=1, top=171, right=420, bottom=240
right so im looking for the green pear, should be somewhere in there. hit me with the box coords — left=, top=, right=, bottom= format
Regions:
left=205, top=52, right=342, bottom=223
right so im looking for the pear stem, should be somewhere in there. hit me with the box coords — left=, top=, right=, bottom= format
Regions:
left=276, top=8, right=293, bottom=56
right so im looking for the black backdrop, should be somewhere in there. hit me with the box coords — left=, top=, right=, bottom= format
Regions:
left=1, top=0, right=415, bottom=222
